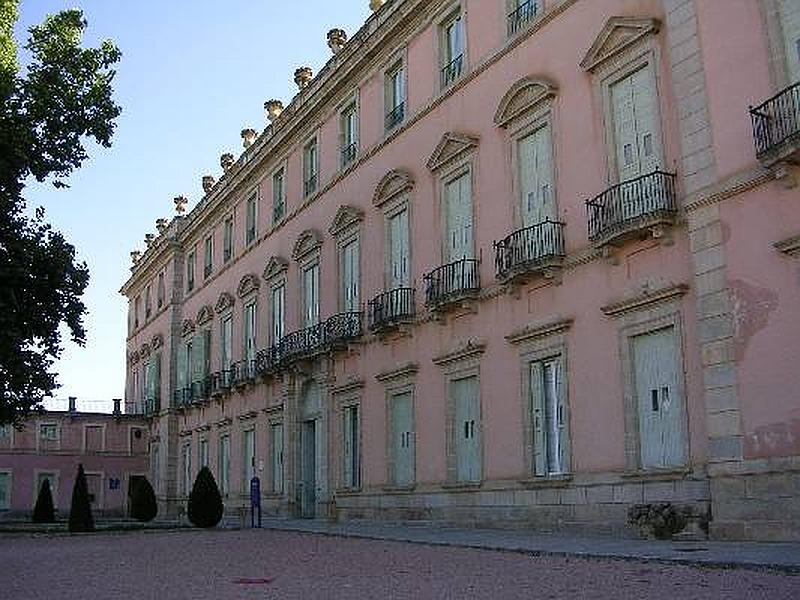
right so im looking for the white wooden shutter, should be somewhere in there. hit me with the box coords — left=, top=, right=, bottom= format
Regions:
left=303, top=265, right=320, bottom=326
left=454, top=377, right=480, bottom=482
left=342, top=240, right=360, bottom=311
left=389, top=210, right=410, bottom=288
left=781, top=0, right=800, bottom=83
left=343, top=408, right=354, bottom=487
left=554, top=357, right=569, bottom=473
left=272, top=285, right=285, bottom=342
left=634, top=330, right=667, bottom=469
left=244, top=304, right=256, bottom=364
left=271, top=423, right=283, bottom=493
left=392, top=392, right=414, bottom=487
left=654, top=328, right=683, bottom=467
left=191, top=335, right=203, bottom=384
left=519, top=125, right=554, bottom=228
left=543, top=359, right=562, bottom=476
left=529, top=361, right=546, bottom=476
left=202, top=329, right=211, bottom=377
left=446, top=174, right=474, bottom=261
left=612, top=73, right=641, bottom=183
left=176, top=344, right=187, bottom=390
left=612, top=66, right=662, bottom=183
left=221, top=317, right=232, bottom=369
left=244, top=430, right=255, bottom=488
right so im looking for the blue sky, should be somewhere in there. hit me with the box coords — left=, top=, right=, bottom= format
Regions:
left=17, top=1, right=371, bottom=410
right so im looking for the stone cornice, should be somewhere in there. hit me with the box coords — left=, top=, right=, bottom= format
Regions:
left=237, top=410, right=259, bottom=421
left=505, top=317, right=574, bottom=345
left=376, top=362, right=419, bottom=382
left=775, top=234, right=800, bottom=257
left=601, top=284, right=689, bottom=318
left=432, top=339, right=487, bottom=367
left=331, top=378, right=366, bottom=395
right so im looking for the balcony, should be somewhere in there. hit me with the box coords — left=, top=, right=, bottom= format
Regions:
left=385, top=102, right=405, bottom=131
left=341, top=143, right=357, bottom=168
left=424, top=258, right=480, bottom=310
left=507, top=0, right=539, bottom=36
left=750, top=82, right=800, bottom=169
left=441, top=54, right=464, bottom=88
left=278, top=312, right=363, bottom=366
left=191, top=379, right=210, bottom=404
left=256, top=345, right=281, bottom=378
left=232, top=359, right=258, bottom=388
left=304, top=174, right=318, bottom=197
left=210, top=369, right=234, bottom=397
left=368, top=288, right=416, bottom=333
left=586, top=170, right=678, bottom=248
left=172, top=387, right=193, bottom=410
left=494, top=219, right=565, bottom=284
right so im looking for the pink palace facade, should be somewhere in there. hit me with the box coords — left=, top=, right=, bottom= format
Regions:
left=121, top=0, right=800, bottom=540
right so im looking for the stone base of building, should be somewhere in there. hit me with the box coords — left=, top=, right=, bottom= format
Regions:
left=709, top=456, right=800, bottom=541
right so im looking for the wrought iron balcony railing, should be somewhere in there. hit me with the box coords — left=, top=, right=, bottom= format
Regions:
left=324, top=311, right=363, bottom=349
left=586, top=170, right=677, bottom=246
left=424, top=258, right=480, bottom=308
left=494, top=219, right=565, bottom=282
left=385, top=102, right=405, bottom=131
left=368, top=287, right=416, bottom=332
left=191, top=379, right=210, bottom=403
left=172, top=387, right=194, bottom=409
left=507, top=0, right=539, bottom=36
left=256, top=345, right=281, bottom=377
left=341, top=143, right=358, bottom=167
left=750, top=82, right=800, bottom=163
left=304, top=174, right=318, bottom=196
left=441, top=54, right=464, bottom=88
left=232, top=359, right=258, bottom=386
left=210, top=369, right=234, bottom=396
left=278, top=312, right=363, bottom=365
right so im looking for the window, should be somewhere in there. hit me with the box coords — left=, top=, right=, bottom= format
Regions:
left=780, top=0, right=800, bottom=82
left=182, top=443, right=192, bottom=496
left=199, top=439, right=209, bottom=468
left=441, top=11, right=464, bottom=87
left=145, top=285, right=152, bottom=319
left=340, top=103, right=358, bottom=167
left=219, top=434, right=230, bottom=496
left=610, top=65, right=662, bottom=183
left=134, top=296, right=141, bottom=328
left=221, top=315, right=233, bottom=371
left=272, top=168, right=286, bottom=224
left=243, top=302, right=257, bottom=375
left=157, top=271, right=165, bottom=308
left=270, top=423, right=284, bottom=493
left=243, top=429, right=255, bottom=492
left=152, top=445, right=160, bottom=491
left=342, top=405, right=360, bottom=489
left=186, top=250, right=196, bottom=292
left=341, top=239, right=360, bottom=312
left=145, top=356, right=160, bottom=412
left=385, top=63, right=406, bottom=130
left=517, top=124, right=555, bottom=227
left=390, top=392, right=414, bottom=487
left=195, top=328, right=211, bottom=386
left=203, top=235, right=214, bottom=279
left=246, top=194, right=257, bottom=244
left=452, top=376, right=480, bottom=482
left=444, top=171, right=474, bottom=261
left=176, top=339, right=193, bottom=394
left=0, top=472, right=10, bottom=510
left=271, top=284, right=285, bottom=343
left=223, top=217, right=233, bottom=264
left=302, top=263, right=320, bottom=327
left=39, top=424, right=58, bottom=442
left=303, top=138, right=318, bottom=196
left=388, top=209, right=410, bottom=288
left=507, top=0, right=539, bottom=36
left=0, top=425, right=11, bottom=441
left=529, top=357, right=569, bottom=476
left=84, top=425, right=104, bottom=452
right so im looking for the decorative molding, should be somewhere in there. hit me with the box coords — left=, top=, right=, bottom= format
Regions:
left=214, top=417, right=233, bottom=429
left=684, top=166, right=773, bottom=212
left=376, top=362, right=419, bottom=383
left=262, top=403, right=285, bottom=415
left=580, top=16, right=661, bottom=72
left=426, top=132, right=480, bottom=172
left=292, top=229, right=323, bottom=261
left=329, top=205, right=364, bottom=236
left=237, top=273, right=261, bottom=298
left=372, top=169, right=415, bottom=207
left=150, top=334, right=164, bottom=351
left=181, top=319, right=196, bottom=337
left=601, top=283, right=689, bottom=318
left=139, top=342, right=151, bottom=359
left=263, top=255, right=289, bottom=281
left=493, top=77, right=558, bottom=128
left=775, top=234, right=800, bottom=258
left=179, top=429, right=193, bottom=438
left=237, top=410, right=259, bottom=421
left=215, top=291, right=235, bottom=314
left=196, top=305, right=214, bottom=326
left=332, top=377, right=366, bottom=395
left=128, top=350, right=140, bottom=366
left=432, top=339, right=487, bottom=367
left=194, top=423, right=211, bottom=433
left=505, top=317, right=574, bottom=345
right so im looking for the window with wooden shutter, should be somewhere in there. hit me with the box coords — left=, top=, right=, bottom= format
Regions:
left=243, top=303, right=256, bottom=368
left=0, top=473, right=10, bottom=510
left=444, top=172, right=474, bottom=261
left=199, top=439, right=209, bottom=468
left=453, top=376, right=480, bottom=482
left=303, top=264, right=320, bottom=327
left=272, top=285, right=285, bottom=342
left=388, top=209, right=410, bottom=288
left=271, top=423, right=284, bottom=493
left=529, top=356, right=569, bottom=477
left=243, top=429, right=255, bottom=491
left=182, top=444, right=192, bottom=495
left=219, top=435, right=230, bottom=495
left=391, top=392, right=414, bottom=487
left=518, top=124, right=555, bottom=227
left=342, top=239, right=360, bottom=311
left=343, top=406, right=360, bottom=489
left=780, top=0, right=800, bottom=83
left=246, top=195, right=257, bottom=244
left=221, top=316, right=233, bottom=370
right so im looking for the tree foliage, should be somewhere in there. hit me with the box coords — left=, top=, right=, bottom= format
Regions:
left=68, top=463, right=95, bottom=532
left=32, top=477, right=55, bottom=523
left=0, top=0, right=121, bottom=425
left=188, top=467, right=224, bottom=528
left=129, top=476, right=158, bottom=523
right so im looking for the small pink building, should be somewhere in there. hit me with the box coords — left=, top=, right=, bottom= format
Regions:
left=122, top=0, right=800, bottom=540
left=0, top=400, right=150, bottom=519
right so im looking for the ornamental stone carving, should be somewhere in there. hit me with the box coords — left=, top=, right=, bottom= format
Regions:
left=174, top=195, right=188, bottom=214
left=181, top=319, right=196, bottom=337
left=241, top=128, right=257, bottom=149
left=144, top=233, right=155, bottom=248
left=155, top=218, right=168, bottom=234
left=579, top=17, right=661, bottom=73
left=196, top=305, right=214, bottom=326
left=493, top=77, right=558, bottom=128
left=202, top=175, right=215, bottom=194
left=215, top=291, right=236, bottom=314
left=294, top=67, right=313, bottom=90
left=265, top=99, right=284, bottom=122
left=292, top=229, right=323, bottom=261
left=139, top=342, right=151, bottom=359
left=370, top=0, right=386, bottom=11
left=327, top=29, right=347, bottom=54
left=237, top=273, right=261, bottom=298
left=426, top=132, right=479, bottom=172
left=130, top=250, right=142, bottom=265
left=151, top=334, right=164, bottom=350
left=372, top=169, right=414, bottom=207
left=263, top=255, right=289, bottom=281
left=220, top=153, right=235, bottom=171
left=329, top=205, right=364, bottom=236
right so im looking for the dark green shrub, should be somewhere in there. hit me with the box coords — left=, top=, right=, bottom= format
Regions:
left=187, top=466, right=223, bottom=528
left=68, top=463, right=95, bottom=533
left=32, top=478, right=55, bottom=523
left=628, top=503, right=688, bottom=540
left=129, top=476, right=158, bottom=523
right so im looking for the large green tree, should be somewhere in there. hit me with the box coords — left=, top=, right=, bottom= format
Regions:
left=0, top=0, right=121, bottom=425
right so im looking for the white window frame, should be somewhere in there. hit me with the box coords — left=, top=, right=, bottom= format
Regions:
left=269, top=420, right=284, bottom=494
left=0, top=470, right=12, bottom=510
left=438, top=4, right=467, bottom=89
left=186, top=248, right=196, bottom=292
left=302, top=135, right=319, bottom=197
left=384, top=54, right=408, bottom=131
left=301, top=261, right=321, bottom=327
left=82, top=423, right=107, bottom=453
left=385, top=200, right=412, bottom=289
left=204, top=234, right=214, bottom=279
left=223, top=214, right=234, bottom=264
left=339, top=95, right=360, bottom=168
left=245, top=191, right=258, bottom=246
left=219, top=433, right=231, bottom=496
left=272, top=165, right=287, bottom=225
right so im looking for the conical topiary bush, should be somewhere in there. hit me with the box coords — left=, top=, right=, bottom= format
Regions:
left=129, top=476, right=158, bottom=523
left=68, top=463, right=95, bottom=532
left=187, top=466, right=223, bottom=528
left=32, top=478, right=55, bottom=523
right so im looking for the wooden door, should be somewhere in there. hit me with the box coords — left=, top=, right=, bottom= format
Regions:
left=391, top=392, right=414, bottom=487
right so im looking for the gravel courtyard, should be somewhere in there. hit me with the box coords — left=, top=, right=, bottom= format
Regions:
left=1, top=529, right=798, bottom=599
